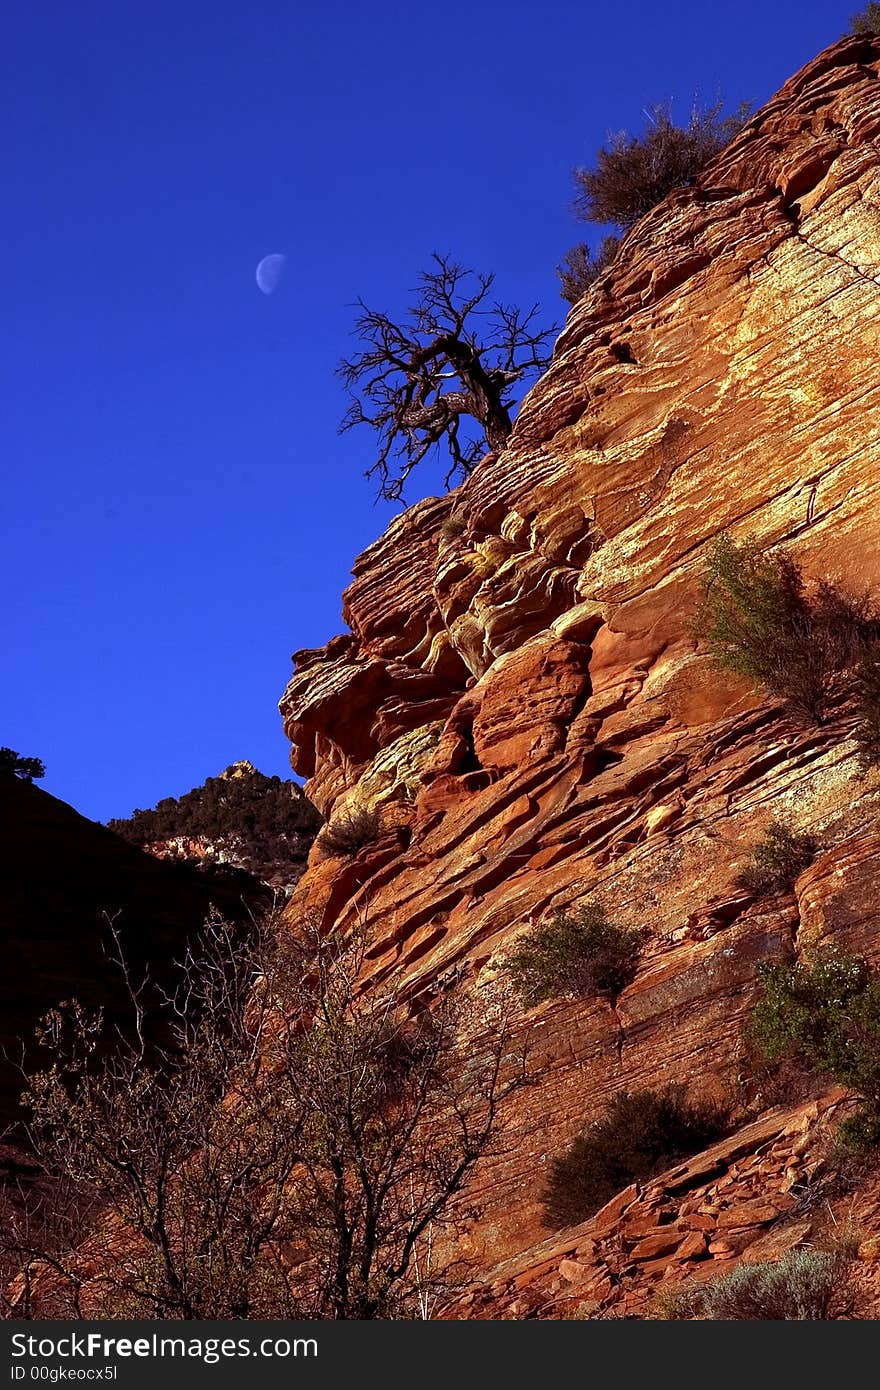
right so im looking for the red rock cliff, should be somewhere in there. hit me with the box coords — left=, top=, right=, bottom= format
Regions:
left=280, top=36, right=880, bottom=1315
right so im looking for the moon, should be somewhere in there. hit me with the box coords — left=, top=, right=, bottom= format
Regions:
left=256, top=253, right=286, bottom=295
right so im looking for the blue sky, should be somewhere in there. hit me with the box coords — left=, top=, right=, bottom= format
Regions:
left=2, top=0, right=852, bottom=822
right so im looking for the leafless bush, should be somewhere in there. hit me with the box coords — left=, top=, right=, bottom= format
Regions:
left=5, top=915, right=525, bottom=1320
left=556, top=237, right=620, bottom=304
left=316, top=806, right=382, bottom=858
left=573, top=101, right=749, bottom=234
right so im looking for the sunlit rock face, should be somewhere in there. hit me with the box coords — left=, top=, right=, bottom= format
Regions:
left=280, top=36, right=880, bottom=1312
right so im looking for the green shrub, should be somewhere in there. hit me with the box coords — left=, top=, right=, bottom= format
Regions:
left=556, top=237, right=620, bottom=304
left=505, top=906, right=643, bottom=1007
left=749, top=949, right=880, bottom=1149
left=850, top=3, right=880, bottom=34
left=542, top=1085, right=726, bottom=1229
left=572, top=101, right=749, bottom=235
left=317, top=806, right=383, bottom=858
left=854, top=643, right=880, bottom=770
left=696, top=534, right=876, bottom=721
left=735, top=819, right=817, bottom=896
left=669, top=1250, right=856, bottom=1320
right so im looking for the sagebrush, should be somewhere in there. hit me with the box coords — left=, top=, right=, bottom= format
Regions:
left=573, top=101, right=749, bottom=234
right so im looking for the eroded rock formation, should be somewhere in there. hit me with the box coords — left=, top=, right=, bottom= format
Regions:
left=280, top=35, right=880, bottom=1313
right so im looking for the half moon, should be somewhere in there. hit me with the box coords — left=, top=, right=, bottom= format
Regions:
left=256, top=253, right=286, bottom=295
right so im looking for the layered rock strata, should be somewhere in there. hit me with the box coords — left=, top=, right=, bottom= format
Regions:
left=280, top=36, right=880, bottom=1311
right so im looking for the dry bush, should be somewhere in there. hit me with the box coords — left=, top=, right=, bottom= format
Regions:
left=735, top=819, right=817, bottom=896
left=676, top=1250, right=859, bottom=1320
left=505, top=905, right=643, bottom=1007
left=556, top=236, right=620, bottom=304
left=5, top=915, right=525, bottom=1320
left=851, top=3, right=880, bottom=34
left=573, top=101, right=749, bottom=234
left=696, top=534, right=878, bottom=721
left=542, top=1085, right=727, bottom=1229
left=317, top=806, right=382, bottom=858
left=440, top=510, right=468, bottom=539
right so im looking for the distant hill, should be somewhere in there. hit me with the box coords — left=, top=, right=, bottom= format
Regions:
left=107, top=761, right=322, bottom=888
left=0, top=776, right=270, bottom=1131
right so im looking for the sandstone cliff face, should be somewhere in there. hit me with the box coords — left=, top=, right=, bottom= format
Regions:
left=280, top=36, right=880, bottom=1313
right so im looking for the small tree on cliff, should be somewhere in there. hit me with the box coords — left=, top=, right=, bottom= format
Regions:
left=0, top=747, right=45, bottom=782
left=10, top=915, right=525, bottom=1318
left=338, top=254, right=555, bottom=501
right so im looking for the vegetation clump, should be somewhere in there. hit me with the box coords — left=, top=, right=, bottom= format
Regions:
left=542, top=1085, right=726, bottom=1228
left=556, top=236, right=620, bottom=305
left=853, top=644, right=880, bottom=770
left=557, top=101, right=748, bottom=303
left=505, top=905, right=643, bottom=1007
left=850, top=3, right=880, bottom=34
left=573, top=102, right=749, bottom=234
left=696, top=533, right=877, bottom=721
left=661, top=1249, right=857, bottom=1320
left=735, top=819, right=817, bottom=896
left=749, top=948, right=880, bottom=1152
left=316, top=805, right=383, bottom=858
left=0, top=747, right=45, bottom=782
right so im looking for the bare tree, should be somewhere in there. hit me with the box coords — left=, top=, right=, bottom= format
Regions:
left=338, top=254, right=555, bottom=502
left=275, top=922, right=525, bottom=1318
left=11, top=914, right=303, bottom=1319
left=5, top=914, right=525, bottom=1319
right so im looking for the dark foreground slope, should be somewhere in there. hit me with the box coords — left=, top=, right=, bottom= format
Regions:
left=0, top=777, right=268, bottom=1130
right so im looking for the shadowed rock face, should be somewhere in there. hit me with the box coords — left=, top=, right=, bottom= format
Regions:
left=279, top=36, right=880, bottom=1311
left=0, top=778, right=268, bottom=1132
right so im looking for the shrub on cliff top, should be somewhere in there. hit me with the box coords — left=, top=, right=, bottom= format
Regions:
left=850, top=3, right=880, bottom=35
left=505, top=905, right=643, bottom=1007
left=735, top=819, right=817, bottom=897
left=556, top=236, right=621, bottom=305
left=542, top=1085, right=727, bottom=1229
left=572, top=101, right=749, bottom=235
left=0, top=747, right=45, bottom=782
